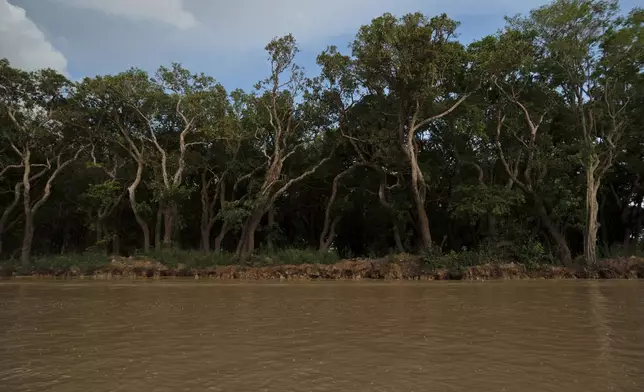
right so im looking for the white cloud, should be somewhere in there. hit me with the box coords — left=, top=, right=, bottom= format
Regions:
left=190, top=0, right=418, bottom=50
left=54, top=0, right=197, bottom=30
left=4, top=0, right=547, bottom=81
left=0, top=0, right=67, bottom=72
left=177, top=0, right=544, bottom=51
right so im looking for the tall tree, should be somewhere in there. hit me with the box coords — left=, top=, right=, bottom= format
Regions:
left=0, top=61, right=85, bottom=267
left=235, top=35, right=333, bottom=260
left=511, top=0, right=641, bottom=264
left=350, top=13, right=472, bottom=249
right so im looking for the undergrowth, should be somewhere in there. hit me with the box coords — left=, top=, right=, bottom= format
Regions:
left=1, top=252, right=111, bottom=275
left=420, top=239, right=557, bottom=272
left=0, top=247, right=342, bottom=275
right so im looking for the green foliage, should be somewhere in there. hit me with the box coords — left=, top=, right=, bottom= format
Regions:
left=10, top=253, right=111, bottom=275
left=420, top=246, right=498, bottom=270
left=83, top=180, right=122, bottom=208
left=420, top=238, right=557, bottom=271
left=452, top=184, right=525, bottom=219
left=513, top=239, right=555, bottom=267
left=151, top=181, right=193, bottom=204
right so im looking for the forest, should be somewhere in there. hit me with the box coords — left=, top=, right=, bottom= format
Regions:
left=0, top=0, right=642, bottom=272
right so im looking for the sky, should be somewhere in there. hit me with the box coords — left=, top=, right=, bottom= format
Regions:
left=1, top=0, right=641, bottom=91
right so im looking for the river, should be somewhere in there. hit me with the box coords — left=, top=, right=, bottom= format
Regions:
left=0, top=280, right=643, bottom=391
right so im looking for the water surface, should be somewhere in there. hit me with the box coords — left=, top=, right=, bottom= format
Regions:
left=1, top=280, right=643, bottom=391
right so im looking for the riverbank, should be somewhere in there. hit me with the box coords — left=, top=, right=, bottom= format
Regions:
left=2, top=254, right=644, bottom=280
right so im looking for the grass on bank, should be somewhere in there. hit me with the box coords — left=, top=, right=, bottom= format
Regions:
left=419, top=240, right=556, bottom=272
left=2, top=240, right=642, bottom=277
left=140, top=247, right=341, bottom=269
left=0, top=248, right=343, bottom=275
left=0, top=252, right=112, bottom=276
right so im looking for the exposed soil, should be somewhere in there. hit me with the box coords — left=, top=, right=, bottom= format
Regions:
left=4, top=255, right=644, bottom=280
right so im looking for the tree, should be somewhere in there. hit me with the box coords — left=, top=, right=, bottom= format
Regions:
left=0, top=148, right=23, bottom=256
left=0, top=61, right=85, bottom=267
left=146, top=64, right=229, bottom=247
left=80, top=70, right=156, bottom=252
left=471, top=30, right=579, bottom=264
left=235, top=35, right=333, bottom=260
left=511, top=0, right=641, bottom=264
left=350, top=13, right=473, bottom=249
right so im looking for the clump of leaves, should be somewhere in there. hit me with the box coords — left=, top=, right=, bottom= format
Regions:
left=451, top=184, right=525, bottom=221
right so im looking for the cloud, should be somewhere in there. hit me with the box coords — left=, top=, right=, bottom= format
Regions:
left=0, top=0, right=67, bottom=72
left=182, top=0, right=539, bottom=51
left=53, top=0, right=197, bottom=30
left=190, top=0, right=397, bottom=48
left=6, top=0, right=552, bottom=87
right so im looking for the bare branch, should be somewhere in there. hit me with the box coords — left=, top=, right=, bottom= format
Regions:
left=233, top=162, right=267, bottom=194
left=0, top=164, right=22, bottom=179
left=410, top=93, right=472, bottom=133
left=6, top=108, right=26, bottom=133
left=495, top=111, right=527, bottom=190
left=31, top=145, right=86, bottom=213
left=0, top=182, right=22, bottom=235
left=279, top=142, right=304, bottom=165
left=271, top=149, right=335, bottom=204
left=10, top=142, right=24, bottom=159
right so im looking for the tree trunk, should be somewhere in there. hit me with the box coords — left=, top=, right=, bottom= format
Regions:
left=155, top=204, right=163, bottom=251
left=585, top=170, right=600, bottom=265
left=201, top=226, right=211, bottom=253
left=267, top=207, right=275, bottom=251
left=401, top=99, right=470, bottom=250
left=113, top=232, right=120, bottom=256
left=408, top=149, right=432, bottom=249
left=162, top=203, right=177, bottom=247
left=393, top=223, right=405, bottom=254
left=413, top=190, right=432, bottom=249
left=96, top=218, right=104, bottom=245
left=405, top=144, right=432, bottom=249
left=200, top=187, right=211, bottom=252
left=0, top=182, right=22, bottom=257
left=20, top=150, right=33, bottom=269
left=20, top=213, right=34, bottom=270
left=622, top=222, right=631, bottom=253
left=535, top=199, right=572, bottom=266
left=237, top=209, right=263, bottom=261
left=236, top=219, right=249, bottom=256
left=244, top=216, right=262, bottom=259
left=319, top=216, right=340, bottom=252
left=214, top=220, right=229, bottom=253
left=319, top=165, right=358, bottom=252
left=634, top=198, right=644, bottom=253
left=128, top=161, right=150, bottom=253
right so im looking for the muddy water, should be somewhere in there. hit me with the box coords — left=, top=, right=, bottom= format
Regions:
left=0, top=281, right=643, bottom=392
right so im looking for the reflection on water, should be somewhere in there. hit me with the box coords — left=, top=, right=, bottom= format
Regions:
left=0, top=281, right=643, bottom=392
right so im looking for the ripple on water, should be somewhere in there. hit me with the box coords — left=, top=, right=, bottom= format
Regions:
left=0, top=280, right=643, bottom=392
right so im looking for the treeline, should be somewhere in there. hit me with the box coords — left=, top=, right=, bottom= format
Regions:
left=1, top=0, right=642, bottom=269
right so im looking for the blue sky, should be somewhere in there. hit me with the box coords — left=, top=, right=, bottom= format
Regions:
left=1, top=0, right=640, bottom=91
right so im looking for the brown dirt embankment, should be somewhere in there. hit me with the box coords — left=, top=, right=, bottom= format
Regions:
left=4, top=255, right=644, bottom=280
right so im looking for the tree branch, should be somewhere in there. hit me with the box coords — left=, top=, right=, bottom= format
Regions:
left=410, top=93, right=472, bottom=133
left=31, top=145, right=86, bottom=213
left=270, top=149, right=335, bottom=205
